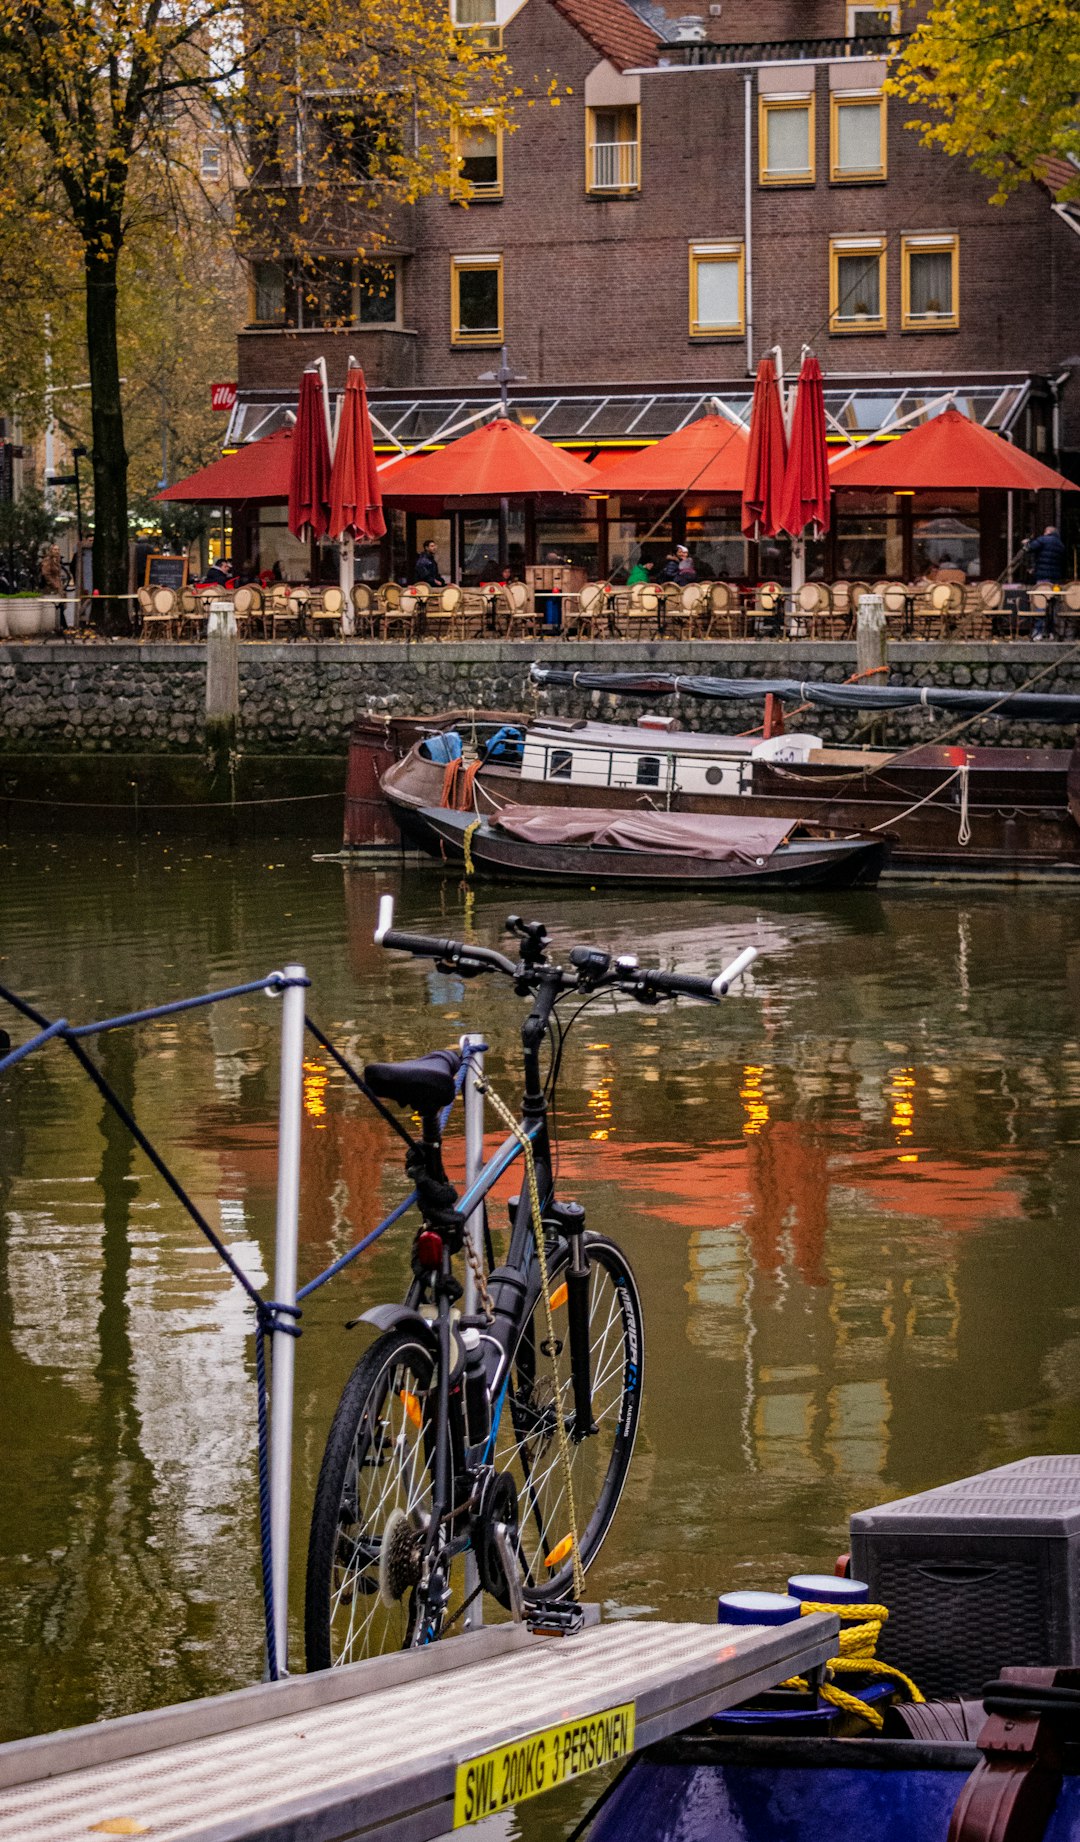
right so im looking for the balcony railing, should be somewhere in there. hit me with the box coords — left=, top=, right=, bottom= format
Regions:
left=660, top=31, right=905, bottom=65
left=589, top=140, right=639, bottom=192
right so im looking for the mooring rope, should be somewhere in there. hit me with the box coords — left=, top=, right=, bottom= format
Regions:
left=783, top=1599, right=924, bottom=1731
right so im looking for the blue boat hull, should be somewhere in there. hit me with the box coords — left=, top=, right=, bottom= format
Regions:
left=586, top=1741, right=1080, bottom=1842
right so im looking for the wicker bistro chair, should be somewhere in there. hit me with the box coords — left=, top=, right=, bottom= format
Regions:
left=699, top=580, right=742, bottom=641
left=620, top=585, right=663, bottom=641
left=306, top=585, right=346, bottom=640
left=746, top=581, right=784, bottom=638
left=499, top=579, right=541, bottom=640
left=574, top=581, right=608, bottom=639
left=265, top=582, right=302, bottom=640
left=911, top=580, right=963, bottom=640
left=350, top=582, right=378, bottom=639
left=140, top=584, right=180, bottom=642
left=231, top=585, right=262, bottom=639
left=380, top=582, right=416, bottom=642
left=422, top=584, right=465, bottom=641
left=1055, top=580, right=1080, bottom=641
left=788, top=581, right=828, bottom=638
left=670, top=581, right=708, bottom=639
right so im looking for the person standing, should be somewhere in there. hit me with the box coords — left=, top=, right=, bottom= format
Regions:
left=414, top=538, right=445, bottom=589
left=1025, top=525, right=1067, bottom=583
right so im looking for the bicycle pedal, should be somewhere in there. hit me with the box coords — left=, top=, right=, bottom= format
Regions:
left=526, top=1600, right=585, bottom=1638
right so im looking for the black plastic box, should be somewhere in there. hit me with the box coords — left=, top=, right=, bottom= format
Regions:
left=849, top=1456, right=1080, bottom=1700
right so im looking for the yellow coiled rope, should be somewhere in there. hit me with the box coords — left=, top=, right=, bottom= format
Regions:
left=462, top=818, right=482, bottom=879
left=782, top=1600, right=924, bottom=1732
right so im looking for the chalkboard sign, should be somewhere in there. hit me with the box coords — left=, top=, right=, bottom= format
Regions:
left=145, top=553, right=188, bottom=590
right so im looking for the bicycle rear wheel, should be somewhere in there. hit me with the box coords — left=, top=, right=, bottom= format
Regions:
left=493, top=1234, right=643, bottom=1603
left=304, top=1328, right=438, bottom=1671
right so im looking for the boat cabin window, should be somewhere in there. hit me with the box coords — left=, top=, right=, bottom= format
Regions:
left=705, top=765, right=725, bottom=785
left=549, top=748, right=573, bottom=780
left=635, top=755, right=662, bottom=787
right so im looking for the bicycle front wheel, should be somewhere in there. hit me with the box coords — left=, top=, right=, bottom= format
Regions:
left=493, top=1234, right=643, bottom=1603
left=304, top=1327, right=438, bottom=1671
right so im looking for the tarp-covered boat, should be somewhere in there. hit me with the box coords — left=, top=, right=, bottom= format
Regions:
left=417, top=805, right=889, bottom=889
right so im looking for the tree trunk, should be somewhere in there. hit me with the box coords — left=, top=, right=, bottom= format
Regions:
left=85, top=241, right=130, bottom=626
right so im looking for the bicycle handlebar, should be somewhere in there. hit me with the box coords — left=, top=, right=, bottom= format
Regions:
left=375, top=895, right=758, bottom=1004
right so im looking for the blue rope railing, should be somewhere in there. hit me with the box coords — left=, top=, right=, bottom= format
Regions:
left=0, top=973, right=481, bottom=1680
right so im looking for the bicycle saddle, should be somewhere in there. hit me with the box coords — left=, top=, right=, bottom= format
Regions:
left=364, top=1048, right=462, bottom=1114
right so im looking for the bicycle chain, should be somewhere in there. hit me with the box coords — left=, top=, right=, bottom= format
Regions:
left=475, top=1076, right=586, bottom=1602
left=464, top=1232, right=495, bottom=1324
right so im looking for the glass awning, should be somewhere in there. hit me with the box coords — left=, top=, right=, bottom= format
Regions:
left=224, top=378, right=1034, bottom=452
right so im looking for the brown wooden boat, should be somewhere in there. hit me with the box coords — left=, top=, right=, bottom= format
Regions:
left=367, top=711, right=1080, bottom=881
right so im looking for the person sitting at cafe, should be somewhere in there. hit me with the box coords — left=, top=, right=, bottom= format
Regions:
left=626, top=558, right=651, bottom=586
left=1025, top=525, right=1067, bottom=584
left=414, top=539, right=445, bottom=589
left=660, top=544, right=697, bottom=583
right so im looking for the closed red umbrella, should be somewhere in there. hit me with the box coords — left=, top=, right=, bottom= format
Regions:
left=328, top=363, right=386, bottom=541
left=288, top=368, right=331, bottom=541
left=779, top=354, right=830, bottom=538
left=741, top=355, right=788, bottom=539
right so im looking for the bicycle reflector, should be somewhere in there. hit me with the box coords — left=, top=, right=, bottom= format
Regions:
left=415, top=1229, right=443, bottom=1268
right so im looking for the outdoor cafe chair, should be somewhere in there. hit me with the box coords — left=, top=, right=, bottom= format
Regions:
left=179, top=586, right=208, bottom=641
left=307, top=585, right=347, bottom=640
left=746, top=581, right=784, bottom=639
left=350, top=582, right=378, bottom=639
left=1055, top=580, right=1080, bottom=641
left=502, top=579, right=541, bottom=640
left=423, top=584, right=464, bottom=641
left=231, top=585, right=261, bottom=639
left=788, top=580, right=827, bottom=638
left=140, top=584, right=179, bottom=642
left=575, top=580, right=607, bottom=639
left=700, top=580, right=742, bottom=641
left=620, top=585, right=662, bottom=642
left=268, top=582, right=302, bottom=641
left=671, top=581, right=708, bottom=639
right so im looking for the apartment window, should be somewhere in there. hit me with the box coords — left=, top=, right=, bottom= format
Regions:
left=586, top=106, right=640, bottom=194
left=296, top=257, right=355, bottom=327
left=311, top=101, right=396, bottom=181
left=831, top=92, right=885, bottom=181
left=452, top=0, right=501, bottom=46
left=846, top=4, right=897, bottom=34
left=902, top=234, right=959, bottom=329
left=689, top=243, right=744, bottom=337
left=452, top=116, right=502, bottom=200
left=252, top=260, right=286, bottom=325
left=759, top=95, right=814, bottom=186
left=201, top=145, right=222, bottom=180
left=830, top=236, right=886, bottom=332
left=357, top=263, right=399, bottom=326
left=451, top=255, right=502, bottom=344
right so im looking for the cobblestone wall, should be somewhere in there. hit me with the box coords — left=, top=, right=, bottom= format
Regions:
left=2, top=638, right=1079, bottom=755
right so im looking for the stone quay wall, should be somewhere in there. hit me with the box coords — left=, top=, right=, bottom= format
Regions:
left=2, top=638, right=1080, bottom=757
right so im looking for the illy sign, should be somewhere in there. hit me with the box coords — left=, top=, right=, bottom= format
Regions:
left=210, top=381, right=237, bottom=413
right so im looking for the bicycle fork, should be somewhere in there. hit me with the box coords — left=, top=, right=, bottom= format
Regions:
left=551, top=1201, right=597, bottom=1440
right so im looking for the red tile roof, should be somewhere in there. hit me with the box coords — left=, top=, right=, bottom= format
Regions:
left=550, top=0, right=661, bottom=71
left=1038, top=154, right=1080, bottom=201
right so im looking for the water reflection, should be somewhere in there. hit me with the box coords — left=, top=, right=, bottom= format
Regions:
left=1, top=837, right=1079, bottom=1799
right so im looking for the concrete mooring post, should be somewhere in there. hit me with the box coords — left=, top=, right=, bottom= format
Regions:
left=205, top=605, right=239, bottom=766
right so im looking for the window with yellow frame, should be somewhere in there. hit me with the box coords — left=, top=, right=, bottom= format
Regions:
left=451, top=115, right=503, bottom=201
left=829, top=236, right=886, bottom=333
left=902, top=234, right=959, bottom=330
left=451, top=254, right=503, bottom=345
left=688, top=243, right=744, bottom=338
left=758, top=93, right=814, bottom=186
left=830, top=91, right=885, bottom=182
left=586, top=105, right=640, bottom=194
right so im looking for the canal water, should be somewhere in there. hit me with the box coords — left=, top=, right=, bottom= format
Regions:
left=2, top=833, right=1079, bottom=1833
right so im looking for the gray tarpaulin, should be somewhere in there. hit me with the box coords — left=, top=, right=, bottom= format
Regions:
left=528, top=666, right=1080, bottom=725
left=490, top=806, right=794, bottom=861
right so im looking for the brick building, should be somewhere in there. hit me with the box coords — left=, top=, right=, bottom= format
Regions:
left=229, top=0, right=1080, bottom=581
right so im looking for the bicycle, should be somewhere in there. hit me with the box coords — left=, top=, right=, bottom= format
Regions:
left=304, top=897, right=757, bottom=1669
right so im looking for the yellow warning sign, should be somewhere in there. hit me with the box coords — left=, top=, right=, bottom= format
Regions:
left=453, top=1700, right=636, bottom=1827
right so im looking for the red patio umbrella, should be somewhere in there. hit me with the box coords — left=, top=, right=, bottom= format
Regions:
left=778, top=354, right=830, bottom=538
left=741, top=355, right=788, bottom=539
left=380, top=416, right=598, bottom=498
left=158, top=427, right=293, bottom=505
left=828, top=406, right=1077, bottom=493
left=289, top=368, right=331, bottom=541
left=328, top=363, right=386, bottom=542
left=594, top=413, right=749, bottom=494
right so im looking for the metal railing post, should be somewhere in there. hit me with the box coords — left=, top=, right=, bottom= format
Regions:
left=460, top=1032, right=487, bottom=1630
left=269, top=962, right=306, bottom=1675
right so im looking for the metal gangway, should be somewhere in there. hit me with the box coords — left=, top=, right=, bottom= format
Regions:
left=0, top=1612, right=838, bottom=1842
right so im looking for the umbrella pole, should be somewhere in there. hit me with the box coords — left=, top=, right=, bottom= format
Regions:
left=498, top=496, right=509, bottom=574
left=790, top=533, right=805, bottom=598
left=340, top=533, right=355, bottom=633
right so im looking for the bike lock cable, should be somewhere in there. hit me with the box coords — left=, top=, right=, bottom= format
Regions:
left=475, top=1076, right=586, bottom=1603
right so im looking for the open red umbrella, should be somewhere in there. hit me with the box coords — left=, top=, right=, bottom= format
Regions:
left=741, top=355, right=788, bottom=539
left=288, top=367, right=331, bottom=541
left=779, top=354, right=830, bottom=538
left=328, top=363, right=386, bottom=542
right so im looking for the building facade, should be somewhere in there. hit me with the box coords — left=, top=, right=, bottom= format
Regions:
left=230, top=0, right=1080, bottom=580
